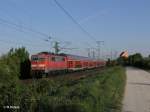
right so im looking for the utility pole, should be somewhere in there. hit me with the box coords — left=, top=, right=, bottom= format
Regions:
left=92, top=50, right=95, bottom=59
left=110, top=50, right=113, bottom=60
left=114, top=50, right=118, bottom=59
left=96, top=41, right=104, bottom=60
left=86, top=48, right=97, bottom=59
left=53, top=41, right=60, bottom=54
left=45, top=36, right=76, bottom=54
left=86, top=48, right=91, bottom=58
left=53, top=41, right=77, bottom=54
left=110, top=50, right=118, bottom=60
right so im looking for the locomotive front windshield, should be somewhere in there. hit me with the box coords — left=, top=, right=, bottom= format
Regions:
left=31, top=55, right=46, bottom=61
left=31, top=56, right=38, bottom=61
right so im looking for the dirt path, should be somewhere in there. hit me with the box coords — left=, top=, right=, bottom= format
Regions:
left=122, top=67, right=150, bottom=112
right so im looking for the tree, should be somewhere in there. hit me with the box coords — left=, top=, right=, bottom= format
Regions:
left=129, top=53, right=143, bottom=67
left=0, top=47, right=30, bottom=78
left=0, top=47, right=31, bottom=111
left=117, top=57, right=128, bottom=66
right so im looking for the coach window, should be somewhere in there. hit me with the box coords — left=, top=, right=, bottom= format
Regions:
left=51, top=57, right=55, bottom=61
left=31, top=56, right=38, bottom=61
left=62, top=57, right=65, bottom=61
left=60, top=57, right=65, bottom=61
left=55, top=56, right=65, bottom=62
left=38, top=57, right=45, bottom=61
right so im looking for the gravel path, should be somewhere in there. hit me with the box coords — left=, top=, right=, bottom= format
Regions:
left=122, top=67, right=150, bottom=112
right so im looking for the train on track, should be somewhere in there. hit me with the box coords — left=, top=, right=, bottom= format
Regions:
left=31, top=52, right=106, bottom=77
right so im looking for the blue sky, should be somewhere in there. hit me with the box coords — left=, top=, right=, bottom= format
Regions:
left=0, top=0, right=150, bottom=58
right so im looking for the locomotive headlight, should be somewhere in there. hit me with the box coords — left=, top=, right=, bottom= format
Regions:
left=38, top=64, right=45, bottom=67
left=38, top=64, right=45, bottom=68
left=31, top=65, right=37, bottom=67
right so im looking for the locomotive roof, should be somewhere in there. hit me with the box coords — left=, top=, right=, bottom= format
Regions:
left=66, top=54, right=95, bottom=61
left=37, top=52, right=67, bottom=56
left=35, top=52, right=96, bottom=61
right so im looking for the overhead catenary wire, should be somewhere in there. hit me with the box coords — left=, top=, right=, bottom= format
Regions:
left=0, top=21, right=41, bottom=41
left=53, top=0, right=97, bottom=42
left=0, top=18, right=75, bottom=53
left=0, top=17, right=50, bottom=40
left=0, top=40, right=44, bottom=54
left=0, top=38, right=54, bottom=56
left=0, top=2, right=61, bottom=53
left=0, top=1, right=97, bottom=55
left=0, top=38, right=47, bottom=48
left=0, top=22, right=51, bottom=47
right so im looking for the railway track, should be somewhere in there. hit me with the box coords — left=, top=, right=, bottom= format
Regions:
left=20, top=67, right=105, bottom=84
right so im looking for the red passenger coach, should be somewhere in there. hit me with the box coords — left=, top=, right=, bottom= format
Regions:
left=31, top=52, right=106, bottom=77
left=66, top=54, right=89, bottom=70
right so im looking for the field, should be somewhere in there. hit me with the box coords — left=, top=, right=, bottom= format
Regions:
left=0, top=66, right=126, bottom=112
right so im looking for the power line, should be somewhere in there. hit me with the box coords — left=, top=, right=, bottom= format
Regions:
left=0, top=21, right=77, bottom=53
left=0, top=22, right=51, bottom=47
left=0, top=40, right=43, bottom=54
left=0, top=21, right=29, bottom=34
left=0, top=39, right=54, bottom=54
left=0, top=38, right=47, bottom=48
left=0, top=18, right=50, bottom=40
left=53, top=0, right=97, bottom=42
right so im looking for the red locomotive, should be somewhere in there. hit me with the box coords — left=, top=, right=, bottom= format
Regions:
left=31, top=52, right=106, bottom=77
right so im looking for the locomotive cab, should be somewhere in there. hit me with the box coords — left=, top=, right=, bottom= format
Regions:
left=31, top=52, right=68, bottom=77
left=31, top=54, right=48, bottom=77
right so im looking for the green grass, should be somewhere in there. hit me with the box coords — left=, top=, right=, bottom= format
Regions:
left=27, top=66, right=126, bottom=112
left=0, top=66, right=126, bottom=112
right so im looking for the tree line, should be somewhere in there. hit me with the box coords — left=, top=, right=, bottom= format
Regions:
left=118, top=53, right=150, bottom=69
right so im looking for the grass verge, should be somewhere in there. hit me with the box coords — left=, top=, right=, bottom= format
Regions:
left=0, top=66, right=126, bottom=112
